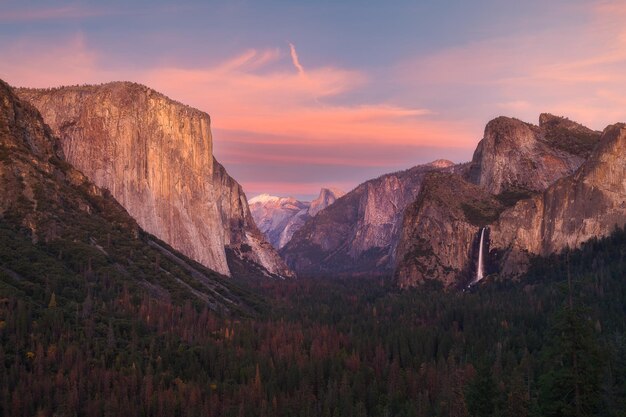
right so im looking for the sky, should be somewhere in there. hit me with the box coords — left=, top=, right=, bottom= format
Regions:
left=1, top=0, right=625, bottom=200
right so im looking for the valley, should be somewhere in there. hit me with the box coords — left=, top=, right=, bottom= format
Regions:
left=1, top=62, right=625, bottom=416
left=3, top=218, right=626, bottom=416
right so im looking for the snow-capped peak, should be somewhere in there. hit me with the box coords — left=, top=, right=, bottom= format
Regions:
left=249, top=193, right=281, bottom=204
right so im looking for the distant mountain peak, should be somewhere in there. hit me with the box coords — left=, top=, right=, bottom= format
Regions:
left=281, top=161, right=463, bottom=276
left=427, top=159, right=456, bottom=169
left=249, top=193, right=282, bottom=204
left=249, top=187, right=344, bottom=249
left=309, top=187, right=345, bottom=217
left=319, top=187, right=345, bottom=196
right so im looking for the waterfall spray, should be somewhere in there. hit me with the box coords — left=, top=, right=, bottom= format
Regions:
left=476, top=227, right=486, bottom=282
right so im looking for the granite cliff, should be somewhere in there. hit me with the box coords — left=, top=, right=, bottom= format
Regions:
left=491, top=122, right=626, bottom=275
left=281, top=160, right=459, bottom=276
left=395, top=172, right=503, bottom=288
left=0, top=79, right=254, bottom=311
left=395, top=114, right=624, bottom=288
left=308, top=187, right=344, bottom=216
left=466, top=114, right=600, bottom=194
left=18, top=82, right=292, bottom=278
left=249, top=187, right=344, bottom=249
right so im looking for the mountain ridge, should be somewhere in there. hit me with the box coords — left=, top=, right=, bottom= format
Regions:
left=280, top=159, right=460, bottom=276
left=395, top=113, right=624, bottom=288
left=249, top=187, right=345, bottom=249
left=466, top=114, right=600, bottom=194
left=17, top=81, right=293, bottom=279
left=0, top=78, right=255, bottom=312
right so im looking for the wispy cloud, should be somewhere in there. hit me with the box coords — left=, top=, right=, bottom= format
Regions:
left=0, top=35, right=458, bottom=197
left=11, top=1, right=626, bottom=196
left=394, top=1, right=626, bottom=130
left=139, top=48, right=449, bottom=148
left=288, top=42, right=306, bottom=76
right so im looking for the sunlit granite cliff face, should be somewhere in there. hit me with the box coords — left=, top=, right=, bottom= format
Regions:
left=0, top=78, right=255, bottom=310
left=395, top=114, right=624, bottom=288
left=249, top=187, right=344, bottom=250
left=490, top=122, right=626, bottom=275
left=395, top=172, right=503, bottom=288
left=467, top=114, right=600, bottom=194
left=281, top=160, right=459, bottom=276
left=18, top=82, right=292, bottom=278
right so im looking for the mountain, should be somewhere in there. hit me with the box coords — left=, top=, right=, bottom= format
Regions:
left=0, top=78, right=255, bottom=312
left=17, top=82, right=292, bottom=279
left=249, top=194, right=309, bottom=250
left=280, top=160, right=459, bottom=276
left=395, top=114, right=624, bottom=288
left=308, top=187, right=345, bottom=216
left=395, top=172, right=504, bottom=288
left=4, top=81, right=626, bottom=417
left=466, top=113, right=600, bottom=194
left=491, top=122, right=626, bottom=274
left=249, top=187, right=344, bottom=249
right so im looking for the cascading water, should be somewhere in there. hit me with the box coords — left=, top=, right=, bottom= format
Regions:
left=476, top=227, right=486, bottom=282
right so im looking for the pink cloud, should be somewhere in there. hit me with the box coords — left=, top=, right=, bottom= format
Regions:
left=0, top=34, right=475, bottom=196
left=0, top=34, right=114, bottom=88
left=218, top=143, right=417, bottom=168
left=288, top=43, right=306, bottom=76
left=243, top=181, right=355, bottom=199
left=137, top=50, right=474, bottom=151
left=394, top=1, right=626, bottom=130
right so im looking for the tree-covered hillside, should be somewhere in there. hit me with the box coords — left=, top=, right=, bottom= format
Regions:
left=2, top=224, right=626, bottom=416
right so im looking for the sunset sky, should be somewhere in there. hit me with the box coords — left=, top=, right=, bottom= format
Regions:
left=2, top=0, right=625, bottom=200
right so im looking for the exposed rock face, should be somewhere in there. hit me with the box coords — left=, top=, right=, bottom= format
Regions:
left=1, top=80, right=67, bottom=221
left=490, top=123, right=626, bottom=274
left=0, top=78, right=253, bottom=311
left=212, top=159, right=293, bottom=276
left=308, top=187, right=345, bottom=216
left=395, top=114, right=623, bottom=288
left=395, top=173, right=503, bottom=288
left=250, top=195, right=309, bottom=250
left=281, top=160, right=459, bottom=276
left=249, top=187, right=344, bottom=249
left=18, top=82, right=292, bottom=278
left=467, top=114, right=600, bottom=194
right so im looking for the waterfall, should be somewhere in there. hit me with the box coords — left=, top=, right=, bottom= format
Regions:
left=476, top=227, right=486, bottom=282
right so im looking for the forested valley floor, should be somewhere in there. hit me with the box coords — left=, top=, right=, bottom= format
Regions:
left=2, top=225, right=626, bottom=417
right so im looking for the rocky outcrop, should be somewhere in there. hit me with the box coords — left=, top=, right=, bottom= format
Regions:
left=490, top=122, right=626, bottom=275
left=0, top=78, right=253, bottom=311
left=249, top=187, right=344, bottom=249
left=212, top=159, right=293, bottom=277
left=281, top=160, right=459, bottom=276
left=249, top=195, right=309, bottom=250
left=17, top=82, right=292, bottom=278
left=395, top=173, right=503, bottom=288
left=466, top=114, right=600, bottom=194
left=395, top=114, right=623, bottom=288
left=308, top=187, right=345, bottom=216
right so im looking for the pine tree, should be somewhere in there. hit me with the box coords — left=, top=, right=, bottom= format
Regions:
left=537, top=262, right=604, bottom=417
left=537, top=303, right=603, bottom=417
left=466, top=363, right=496, bottom=417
